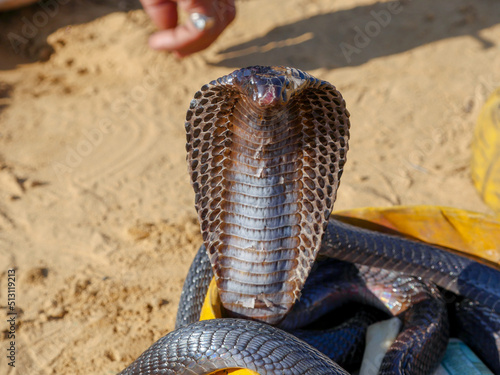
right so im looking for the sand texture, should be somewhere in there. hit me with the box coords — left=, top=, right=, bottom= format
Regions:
left=0, top=0, right=499, bottom=373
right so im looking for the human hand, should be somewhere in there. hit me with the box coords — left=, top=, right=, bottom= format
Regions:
left=140, top=0, right=236, bottom=57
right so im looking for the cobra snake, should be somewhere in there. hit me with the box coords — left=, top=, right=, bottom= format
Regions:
left=119, top=66, right=500, bottom=375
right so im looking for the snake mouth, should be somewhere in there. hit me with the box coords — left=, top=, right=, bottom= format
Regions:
left=186, top=66, right=350, bottom=324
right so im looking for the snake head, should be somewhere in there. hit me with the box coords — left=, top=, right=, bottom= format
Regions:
left=229, top=66, right=309, bottom=107
left=186, top=66, right=350, bottom=324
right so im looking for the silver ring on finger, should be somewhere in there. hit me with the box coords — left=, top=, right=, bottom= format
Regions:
left=189, top=12, right=216, bottom=31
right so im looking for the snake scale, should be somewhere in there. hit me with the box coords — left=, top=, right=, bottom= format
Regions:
left=119, top=66, right=500, bottom=375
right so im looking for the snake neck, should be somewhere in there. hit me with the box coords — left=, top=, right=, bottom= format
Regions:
left=213, top=98, right=309, bottom=322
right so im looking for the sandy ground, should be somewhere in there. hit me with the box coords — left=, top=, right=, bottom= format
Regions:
left=0, top=0, right=499, bottom=374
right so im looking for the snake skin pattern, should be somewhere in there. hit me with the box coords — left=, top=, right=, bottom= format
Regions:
left=380, top=294, right=449, bottom=374
left=119, top=66, right=500, bottom=375
left=290, top=310, right=380, bottom=371
left=453, top=298, right=500, bottom=373
left=174, top=246, right=450, bottom=373
left=119, top=319, right=349, bottom=375
left=283, top=258, right=449, bottom=374
left=280, top=259, right=444, bottom=330
left=175, top=244, right=212, bottom=329
left=185, top=66, right=350, bottom=324
left=321, top=219, right=500, bottom=315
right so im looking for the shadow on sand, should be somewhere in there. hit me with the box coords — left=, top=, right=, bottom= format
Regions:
left=0, top=0, right=142, bottom=70
left=213, top=0, right=499, bottom=71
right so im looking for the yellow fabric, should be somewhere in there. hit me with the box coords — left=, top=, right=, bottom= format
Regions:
left=471, top=88, right=500, bottom=214
left=199, top=279, right=260, bottom=375
left=199, top=278, right=222, bottom=321
left=334, top=205, right=500, bottom=265
left=198, top=205, right=500, bottom=375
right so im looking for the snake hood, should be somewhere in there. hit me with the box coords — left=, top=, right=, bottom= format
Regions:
left=185, top=66, right=351, bottom=324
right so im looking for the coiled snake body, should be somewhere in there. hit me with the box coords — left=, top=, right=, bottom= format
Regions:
left=119, top=66, right=500, bottom=375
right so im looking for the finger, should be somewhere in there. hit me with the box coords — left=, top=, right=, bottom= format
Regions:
left=148, top=23, right=215, bottom=55
left=140, top=0, right=178, bottom=29
left=149, top=0, right=236, bottom=56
